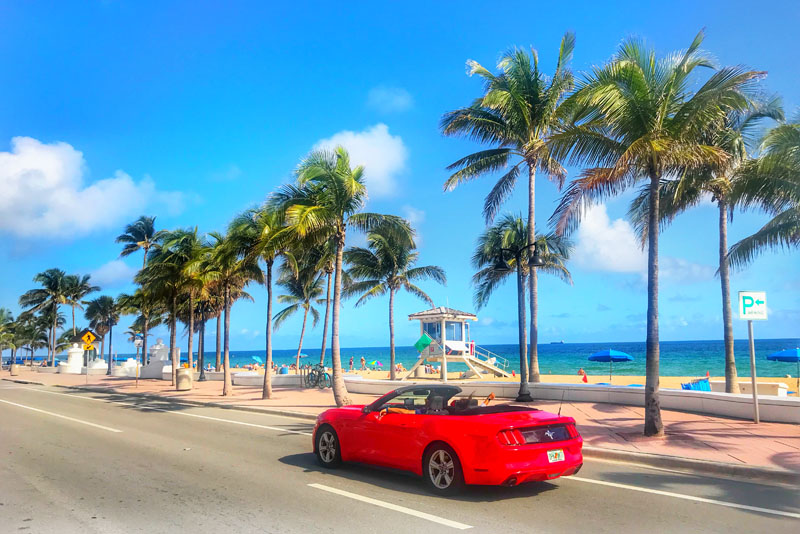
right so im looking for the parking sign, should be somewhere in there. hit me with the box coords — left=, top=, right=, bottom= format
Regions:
left=738, top=291, right=767, bottom=321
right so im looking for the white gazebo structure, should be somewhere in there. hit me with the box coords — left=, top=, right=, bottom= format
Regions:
left=403, top=306, right=510, bottom=381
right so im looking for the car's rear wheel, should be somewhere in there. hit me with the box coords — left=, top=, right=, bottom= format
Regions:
left=423, top=443, right=463, bottom=494
left=315, top=425, right=342, bottom=468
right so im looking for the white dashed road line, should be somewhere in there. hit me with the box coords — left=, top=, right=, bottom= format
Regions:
left=0, top=398, right=123, bottom=433
left=567, top=476, right=800, bottom=519
left=17, top=386, right=313, bottom=436
left=308, top=483, right=473, bottom=530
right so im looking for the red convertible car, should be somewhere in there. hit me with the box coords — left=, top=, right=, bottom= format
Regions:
left=313, top=385, right=583, bottom=493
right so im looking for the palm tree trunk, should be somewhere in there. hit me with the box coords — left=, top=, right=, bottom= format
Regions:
left=389, top=289, right=396, bottom=380
left=106, top=324, right=113, bottom=376
left=330, top=228, right=350, bottom=406
left=170, top=295, right=177, bottom=387
left=319, top=271, right=332, bottom=366
left=187, top=293, right=194, bottom=372
left=295, top=307, right=309, bottom=372
left=198, top=319, right=205, bottom=379
left=71, top=305, right=76, bottom=336
left=527, top=165, right=541, bottom=383
left=215, top=313, right=221, bottom=372
left=51, top=305, right=57, bottom=366
left=517, top=263, right=529, bottom=385
left=262, top=261, right=274, bottom=399
left=143, top=317, right=149, bottom=367
left=223, top=284, right=232, bottom=396
left=718, top=199, right=738, bottom=393
left=99, top=335, right=105, bottom=369
left=644, top=171, right=664, bottom=437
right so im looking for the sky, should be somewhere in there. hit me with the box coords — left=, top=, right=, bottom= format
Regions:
left=0, top=0, right=798, bottom=354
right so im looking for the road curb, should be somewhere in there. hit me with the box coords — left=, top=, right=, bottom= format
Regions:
left=582, top=445, right=800, bottom=487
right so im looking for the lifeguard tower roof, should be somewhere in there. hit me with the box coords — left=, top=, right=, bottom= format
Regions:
left=408, top=306, right=477, bottom=321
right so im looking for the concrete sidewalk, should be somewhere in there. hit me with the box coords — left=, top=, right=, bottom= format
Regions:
left=5, top=367, right=799, bottom=481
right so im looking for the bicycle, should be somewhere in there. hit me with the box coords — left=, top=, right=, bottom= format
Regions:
left=305, top=363, right=331, bottom=389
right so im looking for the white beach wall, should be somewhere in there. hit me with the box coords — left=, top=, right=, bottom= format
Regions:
left=343, top=376, right=800, bottom=424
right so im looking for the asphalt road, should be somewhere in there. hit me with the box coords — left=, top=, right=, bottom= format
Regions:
left=1, top=382, right=798, bottom=534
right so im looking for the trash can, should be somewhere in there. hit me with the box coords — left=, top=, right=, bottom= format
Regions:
left=414, top=366, right=424, bottom=378
left=176, top=367, right=192, bottom=391
left=9, top=363, right=19, bottom=376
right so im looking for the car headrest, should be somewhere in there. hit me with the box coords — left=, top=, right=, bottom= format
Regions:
left=430, top=396, right=444, bottom=411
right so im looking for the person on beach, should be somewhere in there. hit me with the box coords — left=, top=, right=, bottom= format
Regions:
left=577, top=368, right=586, bottom=376
left=360, top=356, right=366, bottom=370
left=349, top=356, right=354, bottom=371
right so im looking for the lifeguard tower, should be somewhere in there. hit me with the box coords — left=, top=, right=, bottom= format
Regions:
left=403, top=307, right=510, bottom=381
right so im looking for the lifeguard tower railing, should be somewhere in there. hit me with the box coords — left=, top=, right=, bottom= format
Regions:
left=472, top=344, right=510, bottom=372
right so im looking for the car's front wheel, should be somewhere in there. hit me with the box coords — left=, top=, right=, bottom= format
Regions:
left=315, top=425, right=342, bottom=468
left=423, top=443, right=464, bottom=494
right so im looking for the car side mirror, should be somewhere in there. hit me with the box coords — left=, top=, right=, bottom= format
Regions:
left=361, top=406, right=371, bottom=414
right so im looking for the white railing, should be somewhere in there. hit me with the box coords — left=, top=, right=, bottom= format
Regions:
left=473, top=345, right=509, bottom=371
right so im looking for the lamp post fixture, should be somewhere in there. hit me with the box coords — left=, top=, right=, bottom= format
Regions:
left=494, top=242, right=544, bottom=402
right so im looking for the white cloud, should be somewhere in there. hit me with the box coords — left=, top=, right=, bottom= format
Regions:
left=573, top=204, right=646, bottom=273
left=0, top=136, right=184, bottom=239
left=90, top=260, right=138, bottom=288
left=367, top=86, right=413, bottom=113
left=573, top=204, right=713, bottom=282
left=661, top=257, right=715, bottom=282
left=402, top=205, right=425, bottom=245
left=313, top=124, right=408, bottom=198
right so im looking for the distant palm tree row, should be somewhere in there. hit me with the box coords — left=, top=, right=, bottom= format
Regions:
left=441, top=29, right=798, bottom=436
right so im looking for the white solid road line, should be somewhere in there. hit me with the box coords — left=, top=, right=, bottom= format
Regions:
left=18, top=386, right=313, bottom=436
left=568, top=476, right=800, bottom=519
left=308, top=483, right=473, bottom=530
left=0, top=398, right=123, bottom=433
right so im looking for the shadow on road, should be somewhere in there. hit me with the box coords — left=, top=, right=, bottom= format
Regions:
left=279, top=452, right=559, bottom=503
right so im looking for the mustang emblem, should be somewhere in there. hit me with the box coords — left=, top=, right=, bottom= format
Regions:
left=544, top=430, right=555, bottom=440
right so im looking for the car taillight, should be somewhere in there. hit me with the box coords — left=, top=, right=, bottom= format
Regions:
left=497, top=429, right=525, bottom=446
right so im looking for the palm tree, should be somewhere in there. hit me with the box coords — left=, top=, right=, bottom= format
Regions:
left=116, top=215, right=167, bottom=271
left=728, top=117, right=800, bottom=267
left=628, top=99, right=783, bottom=393
left=472, top=215, right=572, bottom=388
left=138, top=229, right=196, bottom=386
left=273, top=260, right=324, bottom=372
left=63, top=274, right=100, bottom=336
left=0, top=309, right=14, bottom=363
left=344, top=222, right=446, bottom=379
left=201, top=231, right=262, bottom=396
left=312, top=241, right=337, bottom=366
left=441, top=34, right=575, bottom=385
left=19, top=268, right=70, bottom=365
left=228, top=207, right=289, bottom=399
left=84, top=296, right=121, bottom=375
left=272, top=146, right=413, bottom=406
left=546, top=31, right=761, bottom=436
left=161, top=228, right=205, bottom=372
left=118, top=288, right=164, bottom=367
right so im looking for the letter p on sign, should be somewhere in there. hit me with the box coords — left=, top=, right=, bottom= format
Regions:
left=739, top=291, right=767, bottom=321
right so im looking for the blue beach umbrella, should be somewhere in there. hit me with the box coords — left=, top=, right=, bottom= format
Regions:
left=588, top=349, right=633, bottom=381
left=767, top=348, right=800, bottom=394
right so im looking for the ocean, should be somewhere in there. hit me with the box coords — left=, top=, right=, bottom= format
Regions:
left=114, top=338, right=799, bottom=377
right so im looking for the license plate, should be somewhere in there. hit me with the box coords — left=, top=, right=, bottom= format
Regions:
left=547, top=449, right=565, bottom=463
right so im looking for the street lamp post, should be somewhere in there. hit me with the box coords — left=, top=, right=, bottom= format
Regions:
left=494, top=243, right=544, bottom=403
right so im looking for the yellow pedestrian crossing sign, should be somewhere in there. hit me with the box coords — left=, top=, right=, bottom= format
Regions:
left=83, top=343, right=95, bottom=351
left=81, top=330, right=97, bottom=344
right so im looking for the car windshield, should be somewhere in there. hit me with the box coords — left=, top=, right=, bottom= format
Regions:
left=369, top=387, right=460, bottom=413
